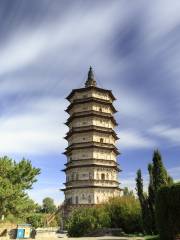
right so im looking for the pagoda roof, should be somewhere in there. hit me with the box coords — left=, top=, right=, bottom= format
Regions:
left=64, top=179, right=120, bottom=186
left=61, top=186, right=121, bottom=192
left=66, top=141, right=117, bottom=150
left=65, top=111, right=118, bottom=126
left=65, top=126, right=119, bottom=140
left=65, top=97, right=117, bottom=114
left=62, top=164, right=121, bottom=172
left=64, top=142, right=120, bottom=155
left=65, top=158, right=119, bottom=166
left=66, top=86, right=116, bottom=101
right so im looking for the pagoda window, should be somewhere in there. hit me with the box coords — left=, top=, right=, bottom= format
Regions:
left=67, top=197, right=72, bottom=204
left=75, top=196, right=78, bottom=204
left=89, top=172, right=92, bottom=179
left=88, top=195, right=91, bottom=204
left=76, top=173, right=79, bottom=180
left=82, top=194, right=85, bottom=200
left=101, top=173, right=105, bottom=180
left=100, top=138, right=103, bottom=143
left=99, top=107, right=102, bottom=112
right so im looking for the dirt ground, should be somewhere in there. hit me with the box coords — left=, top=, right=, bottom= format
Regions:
left=46, top=233, right=145, bottom=240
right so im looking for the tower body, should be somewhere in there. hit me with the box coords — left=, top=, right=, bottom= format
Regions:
left=62, top=68, right=121, bottom=206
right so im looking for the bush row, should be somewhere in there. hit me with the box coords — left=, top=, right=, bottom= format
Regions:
left=156, top=182, right=180, bottom=240
left=67, top=196, right=143, bottom=237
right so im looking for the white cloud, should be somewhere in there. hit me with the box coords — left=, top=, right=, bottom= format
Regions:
left=119, top=129, right=156, bottom=149
left=150, top=125, right=180, bottom=145
left=121, top=172, right=149, bottom=193
left=121, top=165, right=180, bottom=194
left=0, top=2, right=121, bottom=77
left=0, top=97, right=67, bottom=155
left=169, top=166, right=180, bottom=181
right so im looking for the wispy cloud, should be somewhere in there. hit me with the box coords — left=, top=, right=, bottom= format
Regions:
left=0, top=98, right=67, bottom=155
left=121, top=165, right=180, bottom=193
left=119, top=130, right=156, bottom=149
left=150, top=125, right=180, bottom=146
left=1, top=0, right=180, bottom=204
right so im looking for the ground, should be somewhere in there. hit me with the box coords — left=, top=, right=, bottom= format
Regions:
left=35, top=233, right=156, bottom=239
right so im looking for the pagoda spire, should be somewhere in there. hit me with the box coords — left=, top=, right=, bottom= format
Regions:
left=85, top=66, right=97, bottom=87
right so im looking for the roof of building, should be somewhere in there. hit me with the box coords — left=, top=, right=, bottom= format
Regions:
left=65, top=97, right=117, bottom=113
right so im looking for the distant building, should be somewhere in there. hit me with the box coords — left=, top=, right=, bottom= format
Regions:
left=62, top=67, right=121, bottom=207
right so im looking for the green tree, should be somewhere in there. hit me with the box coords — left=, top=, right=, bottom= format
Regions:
left=149, top=150, right=173, bottom=233
left=0, top=156, right=40, bottom=220
left=123, top=187, right=134, bottom=197
left=136, top=150, right=174, bottom=235
left=156, top=183, right=180, bottom=240
left=42, top=197, right=57, bottom=213
left=136, top=169, right=145, bottom=208
left=136, top=169, right=152, bottom=234
left=148, top=163, right=156, bottom=233
left=152, top=150, right=173, bottom=196
left=105, top=196, right=143, bottom=234
left=67, top=207, right=99, bottom=237
left=27, top=213, right=44, bottom=228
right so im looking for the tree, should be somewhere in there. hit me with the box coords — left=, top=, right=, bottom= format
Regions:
left=27, top=213, right=44, bottom=229
left=123, top=187, right=134, bottom=197
left=105, top=196, right=143, bottom=234
left=0, top=156, right=40, bottom=220
left=67, top=207, right=99, bottom=237
left=136, top=150, right=174, bottom=235
left=152, top=150, right=173, bottom=196
left=149, top=150, right=173, bottom=233
left=136, top=169, right=152, bottom=234
left=136, top=169, right=145, bottom=207
left=67, top=196, right=142, bottom=237
left=156, top=183, right=180, bottom=240
left=42, top=197, right=57, bottom=213
left=148, top=163, right=156, bottom=233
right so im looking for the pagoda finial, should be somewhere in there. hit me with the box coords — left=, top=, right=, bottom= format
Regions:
left=85, top=66, right=97, bottom=87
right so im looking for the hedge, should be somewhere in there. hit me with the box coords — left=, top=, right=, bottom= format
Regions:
left=156, top=183, right=180, bottom=240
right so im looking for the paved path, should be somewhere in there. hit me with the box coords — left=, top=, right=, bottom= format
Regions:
left=50, top=233, right=145, bottom=240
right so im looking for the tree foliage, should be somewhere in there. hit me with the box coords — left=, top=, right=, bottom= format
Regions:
left=123, top=187, right=134, bottom=197
left=42, top=197, right=57, bottom=213
left=136, top=150, right=173, bottom=235
left=67, top=196, right=142, bottom=237
left=0, top=156, right=40, bottom=220
left=156, top=183, right=180, bottom=240
left=105, top=196, right=143, bottom=234
left=67, top=207, right=104, bottom=237
left=136, top=169, right=152, bottom=234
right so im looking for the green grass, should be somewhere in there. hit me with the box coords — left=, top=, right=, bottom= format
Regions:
left=144, top=236, right=159, bottom=240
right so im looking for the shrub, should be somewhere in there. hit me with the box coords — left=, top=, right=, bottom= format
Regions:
left=156, top=182, right=180, bottom=240
left=67, top=196, right=143, bottom=237
left=105, top=196, right=143, bottom=234
left=67, top=207, right=98, bottom=237
left=26, top=213, right=44, bottom=229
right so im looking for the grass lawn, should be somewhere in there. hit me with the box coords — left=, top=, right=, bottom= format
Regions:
left=144, top=236, right=159, bottom=240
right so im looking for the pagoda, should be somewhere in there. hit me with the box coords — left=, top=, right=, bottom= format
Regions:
left=62, top=67, right=121, bottom=206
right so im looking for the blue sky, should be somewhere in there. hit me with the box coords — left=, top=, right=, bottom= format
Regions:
left=0, top=0, right=180, bottom=205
